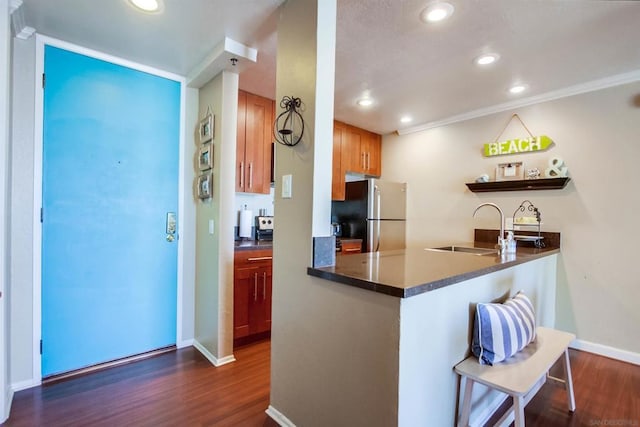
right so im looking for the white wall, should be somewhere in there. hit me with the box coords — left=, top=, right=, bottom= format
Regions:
left=234, top=188, right=274, bottom=219
left=194, top=71, right=237, bottom=363
left=382, top=81, right=640, bottom=357
left=1, top=0, right=12, bottom=420
left=8, top=36, right=33, bottom=389
left=180, top=86, right=198, bottom=346
left=8, top=38, right=198, bottom=389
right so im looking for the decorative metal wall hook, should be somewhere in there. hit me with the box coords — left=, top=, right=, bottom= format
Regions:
left=274, top=96, right=304, bottom=147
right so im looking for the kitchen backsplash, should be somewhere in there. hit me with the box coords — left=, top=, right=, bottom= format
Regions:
left=235, top=187, right=274, bottom=225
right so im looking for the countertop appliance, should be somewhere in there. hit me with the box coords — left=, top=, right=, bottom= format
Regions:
left=331, top=179, right=406, bottom=252
left=255, top=216, right=274, bottom=241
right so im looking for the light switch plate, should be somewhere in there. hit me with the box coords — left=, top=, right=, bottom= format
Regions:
left=282, top=174, right=292, bottom=198
left=208, top=219, right=214, bottom=235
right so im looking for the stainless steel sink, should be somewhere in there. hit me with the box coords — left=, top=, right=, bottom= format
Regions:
left=427, top=245, right=497, bottom=255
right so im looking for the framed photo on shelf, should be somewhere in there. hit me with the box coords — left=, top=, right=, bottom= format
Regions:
left=197, top=173, right=212, bottom=200
left=198, top=143, right=213, bottom=171
left=199, top=113, right=214, bottom=143
left=495, top=162, right=524, bottom=181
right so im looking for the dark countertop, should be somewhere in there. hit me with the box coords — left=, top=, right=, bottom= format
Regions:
left=307, top=242, right=559, bottom=298
left=234, top=240, right=273, bottom=251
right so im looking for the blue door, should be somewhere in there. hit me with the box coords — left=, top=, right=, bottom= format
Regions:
left=41, top=46, right=180, bottom=377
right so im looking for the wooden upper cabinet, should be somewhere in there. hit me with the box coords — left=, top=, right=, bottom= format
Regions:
left=236, top=91, right=247, bottom=193
left=362, top=130, right=382, bottom=177
left=331, top=121, right=382, bottom=200
left=343, top=125, right=363, bottom=174
left=343, top=125, right=381, bottom=176
left=236, top=90, right=273, bottom=194
left=332, top=121, right=346, bottom=200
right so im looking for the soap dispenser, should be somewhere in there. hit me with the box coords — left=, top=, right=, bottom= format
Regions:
left=506, top=231, right=516, bottom=254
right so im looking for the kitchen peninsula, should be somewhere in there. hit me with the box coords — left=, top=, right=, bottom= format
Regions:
left=307, top=242, right=560, bottom=426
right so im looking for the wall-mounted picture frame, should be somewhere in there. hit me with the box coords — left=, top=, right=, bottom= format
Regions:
left=199, top=113, right=214, bottom=143
left=198, top=143, right=213, bottom=171
left=495, top=161, right=524, bottom=181
left=197, top=173, right=212, bottom=199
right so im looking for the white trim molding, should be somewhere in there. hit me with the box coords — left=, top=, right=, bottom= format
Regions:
left=177, top=339, right=194, bottom=349
left=265, top=405, right=297, bottom=427
left=9, top=0, right=34, bottom=40
left=11, top=379, right=38, bottom=393
left=571, top=339, right=640, bottom=366
left=192, top=341, right=235, bottom=367
left=398, top=69, right=640, bottom=135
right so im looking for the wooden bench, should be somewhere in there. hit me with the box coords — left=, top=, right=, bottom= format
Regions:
left=454, top=327, right=576, bottom=427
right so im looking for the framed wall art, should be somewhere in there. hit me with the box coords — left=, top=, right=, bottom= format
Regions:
left=198, top=143, right=213, bottom=171
left=495, top=161, right=524, bottom=181
left=199, top=113, right=214, bottom=143
left=197, top=173, right=212, bottom=199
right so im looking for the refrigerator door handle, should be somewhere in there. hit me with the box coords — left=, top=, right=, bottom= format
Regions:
left=375, top=186, right=381, bottom=251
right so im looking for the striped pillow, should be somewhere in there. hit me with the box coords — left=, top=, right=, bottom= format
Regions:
left=472, top=292, right=536, bottom=365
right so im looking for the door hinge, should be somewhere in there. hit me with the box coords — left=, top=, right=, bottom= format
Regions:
left=40, top=207, right=43, bottom=223
left=40, top=339, right=43, bottom=355
left=42, top=73, right=45, bottom=89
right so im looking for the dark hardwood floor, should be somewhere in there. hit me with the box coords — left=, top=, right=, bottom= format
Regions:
left=3, top=341, right=638, bottom=426
left=490, top=349, right=640, bottom=427
left=4, top=340, right=277, bottom=427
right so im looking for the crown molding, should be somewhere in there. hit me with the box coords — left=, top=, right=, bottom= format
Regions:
left=9, top=0, right=23, bottom=15
left=397, top=69, right=640, bottom=136
left=9, top=0, right=36, bottom=40
left=186, top=37, right=257, bottom=88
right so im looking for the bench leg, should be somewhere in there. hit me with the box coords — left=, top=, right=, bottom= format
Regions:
left=563, top=349, right=576, bottom=412
left=457, top=377, right=474, bottom=427
left=514, top=395, right=525, bottom=427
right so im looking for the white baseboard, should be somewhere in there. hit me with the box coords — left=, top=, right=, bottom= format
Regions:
left=192, top=340, right=236, bottom=367
left=2, top=388, right=14, bottom=423
left=266, top=405, right=296, bottom=427
left=571, top=339, right=640, bottom=366
left=11, top=379, right=40, bottom=393
left=177, top=338, right=194, bottom=349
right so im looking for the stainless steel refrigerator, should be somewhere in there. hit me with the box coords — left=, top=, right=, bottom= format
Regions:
left=331, top=179, right=407, bottom=252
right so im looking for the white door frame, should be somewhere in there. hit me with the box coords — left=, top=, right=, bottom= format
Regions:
left=32, top=34, right=187, bottom=383
left=1, top=0, right=11, bottom=421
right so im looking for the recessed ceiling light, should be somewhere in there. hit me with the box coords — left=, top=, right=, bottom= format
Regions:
left=400, top=116, right=413, bottom=124
left=475, top=53, right=499, bottom=66
left=357, top=98, right=374, bottom=107
left=509, top=84, right=529, bottom=94
left=129, top=0, right=162, bottom=13
left=420, top=2, right=455, bottom=23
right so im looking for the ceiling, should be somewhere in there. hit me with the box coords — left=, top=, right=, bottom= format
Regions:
left=18, top=0, right=640, bottom=135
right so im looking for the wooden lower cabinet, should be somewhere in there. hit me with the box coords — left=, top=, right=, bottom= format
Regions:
left=234, top=249, right=273, bottom=343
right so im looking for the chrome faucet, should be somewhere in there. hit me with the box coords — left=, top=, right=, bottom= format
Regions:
left=473, top=203, right=507, bottom=253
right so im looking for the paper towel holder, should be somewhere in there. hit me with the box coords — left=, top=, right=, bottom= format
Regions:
left=239, top=205, right=253, bottom=239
